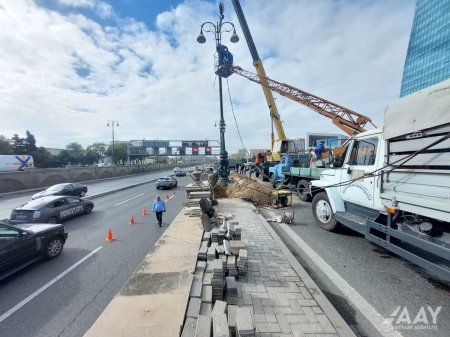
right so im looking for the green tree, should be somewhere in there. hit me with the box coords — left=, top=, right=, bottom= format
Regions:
left=59, top=142, right=85, bottom=165
left=85, top=143, right=107, bottom=164
left=32, top=147, right=53, bottom=168
left=0, top=135, right=12, bottom=154
left=107, top=143, right=128, bottom=165
left=12, top=134, right=26, bottom=154
left=25, top=130, right=37, bottom=153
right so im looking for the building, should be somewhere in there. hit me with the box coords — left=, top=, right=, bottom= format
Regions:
left=400, top=0, right=450, bottom=97
left=306, top=133, right=347, bottom=148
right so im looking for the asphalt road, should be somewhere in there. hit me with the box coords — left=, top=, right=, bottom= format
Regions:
left=269, top=197, right=449, bottom=337
left=0, top=173, right=191, bottom=337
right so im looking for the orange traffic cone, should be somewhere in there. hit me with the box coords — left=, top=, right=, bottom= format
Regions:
left=142, top=207, right=148, bottom=216
left=173, top=190, right=176, bottom=196
left=106, top=228, right=115, bottom=242
left=129, top=213, right=135, bottom=224
left=165, top=194, right=170, bottom=201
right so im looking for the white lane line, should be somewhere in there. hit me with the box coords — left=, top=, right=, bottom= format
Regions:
left=114, top=193, right=145, bottom=207
left=0, top=246, right=103, bottom=324
left=279, top=224, right=404, bottom=337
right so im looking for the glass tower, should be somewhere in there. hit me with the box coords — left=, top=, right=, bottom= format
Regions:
left=400, top=0, right=450, bottom=97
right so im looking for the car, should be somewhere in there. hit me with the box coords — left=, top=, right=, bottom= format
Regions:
left=174, top=168, right=186, bottom=176
left=156, top=176, right=177, bottom=189
left=9, top=196, right=94, bottom=225
left=0, top=222, right=68, bottom=281
left=32, top=183, right=88, bottom=200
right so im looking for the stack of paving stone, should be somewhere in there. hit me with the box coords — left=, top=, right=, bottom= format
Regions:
left=198, top=245, right=207, bottom=261
left=225, top=276, right=237, bottom=305
left=202, top=231, right=211, bottom=244
left=230, top=240, right=246, bottom=255
left=221, top=255, right=227, bottom=273
left=207, top=246, right=216, bottom=260
left=211, top=228, right=219, bottom=243
left=218, top=227, right=226, bottom=245
left=196, top=260, right=207, bottom=272
left=237, top=249, right=248, bottom=277
left=236, top=307, right=255, bottom=337
left=212, top=259, right=224, bottom=300
left=227, top=255, right=237, bottom=277
left=233, top=225, right=242, bottom=240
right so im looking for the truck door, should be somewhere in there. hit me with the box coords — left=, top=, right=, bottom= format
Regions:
left=340, top=136, right=379, bottom=208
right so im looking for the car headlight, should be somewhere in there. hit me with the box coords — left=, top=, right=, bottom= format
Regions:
left=33, top=211, right=41, bottom=219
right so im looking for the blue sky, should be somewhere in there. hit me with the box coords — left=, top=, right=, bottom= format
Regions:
left=0, top=0, right=416, bottom=152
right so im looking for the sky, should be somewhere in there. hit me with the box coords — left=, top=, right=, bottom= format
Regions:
left=0, top=0, right=416, bottom=153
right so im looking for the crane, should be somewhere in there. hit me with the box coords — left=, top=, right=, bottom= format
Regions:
left=230, top=0, right=293, bottom=162
left=230, top=65, right=376, bottom=136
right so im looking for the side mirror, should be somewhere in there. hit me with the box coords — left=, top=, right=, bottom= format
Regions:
left=333, top=155, right=344, bottom=168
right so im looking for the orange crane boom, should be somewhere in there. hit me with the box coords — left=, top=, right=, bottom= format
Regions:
left=231, top=65, right=376, bottom=136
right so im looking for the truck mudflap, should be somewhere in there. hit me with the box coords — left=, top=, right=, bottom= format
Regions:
left=365, top=216, right=450, bottom=282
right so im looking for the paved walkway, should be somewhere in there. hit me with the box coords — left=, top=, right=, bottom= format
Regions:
left=218, top=199, right=355, bottom=337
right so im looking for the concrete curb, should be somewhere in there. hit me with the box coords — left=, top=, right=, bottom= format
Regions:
left=254, top=209, right=357, bottom=337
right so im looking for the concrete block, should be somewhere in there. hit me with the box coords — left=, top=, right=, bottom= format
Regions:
left=227, top=305, right=237, bottom=331
left=190, top=279, right=203, bottom=298
left=195, top=315, right=212, bottom=337
left=187, top=297, right=202, bottom=319
left=213, top=313, right=229, bottom=337
left=236, top=306, right=254, bottom=335
left=201, top=285, right=212, bottom=303
left=200, top=303, right=213, bottom=316
left=211, top=300, right=227, bottom=316
left=182, top=317, right=197, bottom=337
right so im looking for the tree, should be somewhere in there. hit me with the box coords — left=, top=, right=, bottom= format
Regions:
left=25, top=130, right=37, bottom=153
left=12, top=134, right=26, bottom=154
left=32, top=147, right=54, bottom=168
left=85, top=143, right=107, bottom=164
left=107, top=143, right=128, bottom=165
left=59, top=142, right=85, bottom=165
left=0, top=135, right=12, bottom=154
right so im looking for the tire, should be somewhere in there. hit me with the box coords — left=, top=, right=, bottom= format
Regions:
left=80, top=190, right=86, bottom=197
left=47, top=217, right=58, bottom=224
left=44, top=236, right=64, bottom=259
left=297, top=180, right=312, bottom=202
left=85, top=204, right=93, bottom=214
left=312, top=192, right=339, bottom=231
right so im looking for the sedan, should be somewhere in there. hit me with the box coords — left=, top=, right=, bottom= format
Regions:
left=9, top=196, right=94, bottom=225
left=32, top=183, right=88, bottom=200
left=174, top=168, right=187, bottom=177
left=156, top=177, right=178, bottom=190
left=0, top=222, right=68, bottom=281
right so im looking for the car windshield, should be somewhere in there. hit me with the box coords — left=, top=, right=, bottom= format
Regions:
left=47, top=184, right=66, bottom=192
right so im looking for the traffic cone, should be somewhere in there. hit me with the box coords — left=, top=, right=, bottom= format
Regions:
left=166, top=194, right=170, bottom=201
left=129, top=213, right=135, bottom=224
left=106, top=228, right=115, bottom=242
left=142, top=207, right=148, bottom=216
left=173, top=190, right=176, bottom=196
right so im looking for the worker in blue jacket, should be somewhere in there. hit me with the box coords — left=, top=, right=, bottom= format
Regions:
left=152, top=195, right=166, bottom=227
left=315, top=141, right=326, bottom=159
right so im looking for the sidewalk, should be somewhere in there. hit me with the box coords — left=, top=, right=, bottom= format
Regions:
left=217, top=199, right=355, bottom=337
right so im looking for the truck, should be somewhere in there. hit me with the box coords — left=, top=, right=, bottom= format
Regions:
left=0, top=155, right=34, bottom=171
left=310, top=79, right=450, bottom=282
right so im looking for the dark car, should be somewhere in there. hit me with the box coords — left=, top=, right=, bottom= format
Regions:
left=9, top=196, right=94, bottom=225
left=156, top=176, right=177, bottom=189
left=174, top=168, right=186, bottom=177
left=0, top=222, right=68, bottom=281
left=32, top=183, right=88, bottom=200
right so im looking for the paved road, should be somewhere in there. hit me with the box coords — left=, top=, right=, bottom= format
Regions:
left=0, top=174, right=191, bottom=337
left=269, top=197, right=449, bottom=337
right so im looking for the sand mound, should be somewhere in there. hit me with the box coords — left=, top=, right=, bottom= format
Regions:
left=214, top=172, right=273, bottom=206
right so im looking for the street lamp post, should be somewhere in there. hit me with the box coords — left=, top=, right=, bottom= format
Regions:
left=106, top=120, right=119, bottom=164
left=197, top=2, right=239, bottom=184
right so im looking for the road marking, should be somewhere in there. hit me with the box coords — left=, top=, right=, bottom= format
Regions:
left=279, top=224, right=404, bottom=337
left=0, top=246, right=103, bottom=324
left=114, top=193, right=145, bottom=207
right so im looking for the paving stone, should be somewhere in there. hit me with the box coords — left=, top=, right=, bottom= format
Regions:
left=203, top=272, right=212, bottom=286
left=302, top=307, right=319, bottom=323
left=316, top=314, right=337, bottom=333
left=286, top=314, right=309, bottom=324
left=299, top=323, right=324, bottom=333
left=211, top=300, right=227, bottom=316
left=227, top=305, right=237, bottom=333
left=201, top=285, right=212, bottom=303
left=312, top=307, right=323, bottom=314
left=213, top=313, right=229, bottom=337
left=195, top=315, right=212, bottom=337
left=190, top=279, right=203, bottom=298
left=200, top=303, right=213, bottom=316
left=236, top=306, right=255, bottom=336
left=276, top=314, right=292, bottom=333
left=253, top=314, right=267, bottom=323
left=187, top=298, right=202, bottom=319
left=265, top=313, right=277, bottom=323
left=182, top=317, right=197, bottom=337
left=256, top=322, right=281, bottom=333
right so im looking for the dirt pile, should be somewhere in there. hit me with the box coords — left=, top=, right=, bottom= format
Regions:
left=214, top=172, right=273, bottom=206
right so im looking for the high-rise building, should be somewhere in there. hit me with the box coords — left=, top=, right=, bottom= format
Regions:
left=400, top=0, right=450, bottom=97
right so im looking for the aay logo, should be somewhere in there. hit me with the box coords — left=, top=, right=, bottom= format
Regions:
left=384, top=306, right=441, bottom=330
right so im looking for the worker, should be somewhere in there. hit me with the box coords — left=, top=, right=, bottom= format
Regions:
left=152, top=195, right=166, bottom=227
left=315, top=141, right=326, bottom=159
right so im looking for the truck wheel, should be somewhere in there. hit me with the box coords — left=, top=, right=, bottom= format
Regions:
left=297, top=180, right=312, bottom=202
left=312, top=192, right=338, bottom=231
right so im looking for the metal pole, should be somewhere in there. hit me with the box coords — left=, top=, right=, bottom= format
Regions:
left=112, top=123, right=115, bottom=165
left=218, top=75, right=230, bottom=184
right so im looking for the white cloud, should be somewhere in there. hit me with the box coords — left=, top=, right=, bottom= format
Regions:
left=0, top=0, right=415, bottom=153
